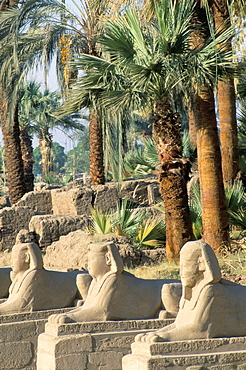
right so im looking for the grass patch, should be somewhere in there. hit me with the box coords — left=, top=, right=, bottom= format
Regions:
left=218, top=249, right=246, bottom=278
left=126, top=261, right=180, bottom=280
left=127, top=248, right=246, bottom=283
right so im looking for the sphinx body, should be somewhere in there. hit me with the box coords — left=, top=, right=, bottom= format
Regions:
left=136, top=240, right=246, bottom=343
left=0, top=230, right=91, bottom=314
left=49, top=242, right=181, bottom=323
left=173, top=279, right=246, bottom=339
left=69, top=270, right=178, bottom=321
left=0, top=266, right=89, bottom=313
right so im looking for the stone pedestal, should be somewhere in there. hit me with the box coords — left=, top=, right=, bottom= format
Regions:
left=37, top=318, right=173, bottom=370
left=0, top=308, right=70, bottom=370
left=122, top=336, right=246, bottom=370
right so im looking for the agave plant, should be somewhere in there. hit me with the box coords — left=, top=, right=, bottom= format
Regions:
left=111, top=199, right=146, bottom=238
left=135, top=218, right=166, bottom=249
left=88, top=207, right=112, bottom=235
left=85, top=198, right=166, bottom=248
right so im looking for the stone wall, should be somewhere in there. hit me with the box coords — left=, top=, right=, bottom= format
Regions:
left=29, top=215, right=90, bottom=248
left=0, top=206, right=36, bottom=250
left=91, top=184, right=121, bottom=212
left=122, top=336, right=246, bottom=370
left=0, top=308, right=71, bottom=370
left=119, top=179, right=160, bottom=206
left=51, top=178, right=160, bottom=216
left=37, top=319, right=173, bottom=370
left=0, top=178, right=161, bottom=251
left=16, top=190, right=53, bottom=215
left=51, top=188, right=93, bottom=216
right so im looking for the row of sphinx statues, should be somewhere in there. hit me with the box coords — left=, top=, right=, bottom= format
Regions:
left=0, top=229, right=246, bottom=342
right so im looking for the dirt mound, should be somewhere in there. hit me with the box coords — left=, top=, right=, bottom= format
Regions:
left=43, top=231, right=151, bottom=270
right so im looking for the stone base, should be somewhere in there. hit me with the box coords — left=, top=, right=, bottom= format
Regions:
left=122, top=337, right=246, bottom=370
left=0, top=308, right=71, bottom=370
left=37, top=318, right=174, bottom=370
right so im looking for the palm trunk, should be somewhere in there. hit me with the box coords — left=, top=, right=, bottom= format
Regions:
left=153, top=97, right=194, bottom=262
left=187, top=96, right=197, bottom=150
left=19, top=125, right=34, bottom=192
left=194, top=86, right=230, bottom=251
left=212, top=0, right=239, bottom=185
left=191, top=1, right=230, bottom=252
left=0, top=0, right=26, bottom=204
left=0, top=99, right=26, bottom=204
left=89, top=109, right=105, bottom=185
left=38, top=130, right=53, bottom=178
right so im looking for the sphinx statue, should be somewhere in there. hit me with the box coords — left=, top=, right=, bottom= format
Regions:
left=0, top=229, right=91, bottom=313
left=49, top=241, right=181, bottom=323
left=136, top=240, right=246, bottom=342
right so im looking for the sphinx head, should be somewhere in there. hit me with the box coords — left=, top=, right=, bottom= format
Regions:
left=11, top=231, right=43, bottom=275
left=180, top=240, right=221, bottom=290
left=87, top=242, right=123, bottom=279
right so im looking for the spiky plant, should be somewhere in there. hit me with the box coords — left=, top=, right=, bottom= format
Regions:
left=88, top=207, right=112, bottom=235
left=135, top=217, right=166, bottom=248
left=111, top=199, right=146, bottom=238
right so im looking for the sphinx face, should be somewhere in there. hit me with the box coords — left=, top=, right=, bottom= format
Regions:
left=11, top=247, right=29, bottom=274
left=180, top=254, right=200, bottom=289
left=87, top=250, right=110, bottom=279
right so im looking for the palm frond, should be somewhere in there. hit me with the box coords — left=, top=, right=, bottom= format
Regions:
left=225, top=180, right=246, bottom=214
left=189, top=183, right=203, bottom=239
left=124, top=137, right=158, bottom=177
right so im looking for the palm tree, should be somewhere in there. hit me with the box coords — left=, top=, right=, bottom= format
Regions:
left=143, top=0, right=242, bottom=185
left=58, top=2, right=196, bottom=262
left=18, top=81, right=83, bottom=178
left=19, top=124, right=34, bottom=192
left=190, top=1, right=231, bottom=251
left=0, top=2, right=26, bottom=204
left=59, top=0, right=237, bottom=259
left=210, top=0, right=242, bottom=185
left=12, top=0, right=133, bottom=185
left=0, top=1, right=65, bottom=202
left=18, top=81, right=41, bottom=192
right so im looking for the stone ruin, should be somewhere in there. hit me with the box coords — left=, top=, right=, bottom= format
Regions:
left=123, top=336, right=246, bottom=370
left=48, top=242, right=181, bottom=324
left=0, top=178, right=160, bottom=251
left=0, top=308, right=70, bottom=370
left=0, top=179, right=246, bottom=370
left=0, top=229, right=92, bottom=315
